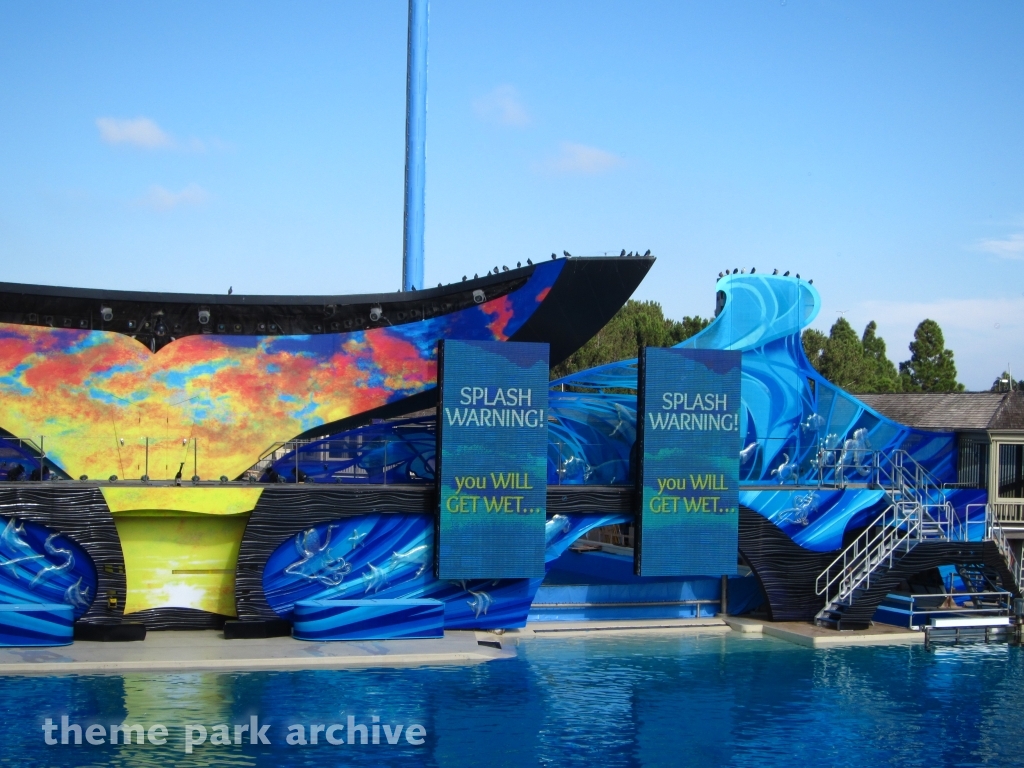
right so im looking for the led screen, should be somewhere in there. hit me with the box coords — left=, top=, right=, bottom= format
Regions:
left=636, top=347, right=741, bottom=577
left=436, top=340, right=548, bottom=580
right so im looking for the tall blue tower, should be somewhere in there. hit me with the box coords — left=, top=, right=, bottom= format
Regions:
left=402, top=0, right=428, bottom=292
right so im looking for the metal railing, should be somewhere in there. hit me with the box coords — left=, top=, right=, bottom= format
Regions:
left=815, top=502, right=922, bottom=609
left=814, top=449, right=959, bottom=617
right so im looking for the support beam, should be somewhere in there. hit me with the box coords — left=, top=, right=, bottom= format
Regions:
left=402, top=0, right=428, bottom=293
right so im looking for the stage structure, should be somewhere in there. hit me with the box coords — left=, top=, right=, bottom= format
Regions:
left=1, top=260, right=1020, bottom=636
left=0, top=255, right=654, bottom=632
left=251, top=271, right=1021, bottom=631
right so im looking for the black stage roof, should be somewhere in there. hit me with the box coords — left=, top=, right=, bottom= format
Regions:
left=0, top=255, right=655, bottom=366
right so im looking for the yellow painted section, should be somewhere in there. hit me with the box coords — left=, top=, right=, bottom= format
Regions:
left=102, top=486, right=263, bottom=516
left=114, top=514, right=251, bottom=617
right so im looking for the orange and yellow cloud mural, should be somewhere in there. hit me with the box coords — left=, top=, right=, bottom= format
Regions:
left=0, top=263, right=562, bottom=481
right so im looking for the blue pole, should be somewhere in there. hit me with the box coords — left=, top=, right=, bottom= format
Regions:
left=403, top=0, right=428, bottom=292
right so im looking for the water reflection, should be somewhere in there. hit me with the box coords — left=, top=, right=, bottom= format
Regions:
left=0, top=633, right=1022, bottom=767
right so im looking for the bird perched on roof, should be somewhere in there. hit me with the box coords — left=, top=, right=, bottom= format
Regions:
left=551, top=253, right=557, bottom=260
left=718, top=272, right=724, bottom=278
left=643, top=249, right=651, bottom=257
left=517, top=261, right=521, bottom=268
left=773, top=269, right=779, bottom=275
left=474, top=273, right=478, bottom=278
left=228, top=287, right=233, bottom=295
left=563, top=250, right=571, bottom=258
left=494, top=266, right=499, bottom=274
left=751, top=267, right=756, bottom=274
left=527, top=258, right=533, bottom=265
left=620, top=249, right=626, bottom=257
left=462, top=276, right=467, bottom=281
left=783, top=271, right=790, bottom=276
left=627, top=251, right=633, bottom=258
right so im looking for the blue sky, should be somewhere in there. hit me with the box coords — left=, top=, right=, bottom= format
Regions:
left=1, top=1, right=1022, bottom=389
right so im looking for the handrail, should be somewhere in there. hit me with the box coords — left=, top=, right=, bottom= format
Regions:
left=815, top=501, right=920, bottom=605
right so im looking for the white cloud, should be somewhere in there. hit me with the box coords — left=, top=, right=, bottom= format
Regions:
left=541, top=142, right=625, bottom=175
left=473, top=85, right=530, bottom=127
left=140, top=183, right=209, bottom=211
left=96, top=117, right=173, bottom=149
left=976, top=232, right=1024, bottom=260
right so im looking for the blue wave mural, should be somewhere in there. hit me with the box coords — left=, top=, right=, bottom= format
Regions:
left=0, top=516, right=97, bottom=619
left=263, top=512, right=628, bottom=629
left=551, top=272, right=972, bottom=552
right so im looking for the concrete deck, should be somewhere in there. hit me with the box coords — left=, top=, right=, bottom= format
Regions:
left=518, top=617, right=730, bottom=638
left=0, top=630, right=514, bottom=676
left=725, top=616, right=924, bottom=648
left=0, top=618, right=931, bottom=675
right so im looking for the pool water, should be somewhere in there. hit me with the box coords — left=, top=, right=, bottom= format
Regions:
left=1, top=631, right=1022, bottom=767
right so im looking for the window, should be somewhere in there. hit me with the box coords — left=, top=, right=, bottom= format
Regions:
left=957, top=437, right=988, bottom=489
left=997, top=443, right=1024, bottom=499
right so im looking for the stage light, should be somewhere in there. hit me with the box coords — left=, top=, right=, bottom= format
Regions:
left=109, top=475, right=118, bottom=482
left=62, top=318, right=72, bottom=327
left=472, top=290, right=485, bottom=304
left=192, top=475, right=200, bottom=485
left=257, top=322, right=266, bottom=332
left=100, top=307, right=113, bottom=322
left=154, top=322, right=167, bottom=337
left=79, top=319, right=88, bottom=328
left=127, top=320, right=136, bottom=330
left=198, top=309, right=211, bottom=325
left=44, top=316, right=53, bottom=326
left=369, top=307, right=383, bottom=322
left=220, top=475, right=228, bottom=483
left=217, top=323, right=226, bottom=332
left=233, top=323, right=242, bottom=332
left=79, top=475, right=88, bottom=481
left=313, top=324, right=322, bottom=333
left=269, top=323, right=278, bottom=332
left=141, top=475, right=149, bottom=482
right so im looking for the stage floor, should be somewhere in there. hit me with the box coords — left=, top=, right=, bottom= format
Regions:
left=0, top=629, right=514, bottom=675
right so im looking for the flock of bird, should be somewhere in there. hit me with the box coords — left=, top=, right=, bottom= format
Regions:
left=717, top=267, right=812, bottom=284
left=452, top=248, right=654, bottom=284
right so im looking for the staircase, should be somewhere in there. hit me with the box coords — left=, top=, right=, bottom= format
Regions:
left=813, top=450, right=1021, bottom=630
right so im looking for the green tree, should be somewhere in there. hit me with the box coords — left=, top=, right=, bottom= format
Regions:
left=990, top=371, right=1018, bottom=393
left=899, top=319, right=964, bottom=392
left=818, top=317, right=877, bottom=392
left=551, top=300, right=709, bottom=379
left=861, top=321, right=901, bottom=393
left=802, top=320, right=901, bottom=393
left=801, top=328, right=828, bottom=371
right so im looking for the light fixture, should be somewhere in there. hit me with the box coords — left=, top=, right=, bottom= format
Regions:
left=369, top=306, right=383, bottom=322
left=198, top=308, right=211, bottom=325
left=472, top=290, right=485, bottom=304
left=100, top=306, right=113, bottom=322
